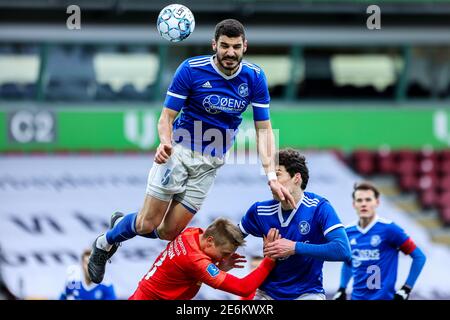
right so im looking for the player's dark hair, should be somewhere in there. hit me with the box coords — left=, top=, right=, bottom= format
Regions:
left=276, top=148, right=309, bottom=190
left=214, top=19, right=246, bottom=42
left=352, top=181, right=380, bottom=199
left=204, top=217, right=246, bottom=248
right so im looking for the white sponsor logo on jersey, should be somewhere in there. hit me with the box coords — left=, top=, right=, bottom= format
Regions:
left=238, top=83, right=249, bottom=97
left=202, top=95, right=248, bottom=114
left=371, top=235, right=381, bottom=247
left=202, top=81, right=212, bottom=88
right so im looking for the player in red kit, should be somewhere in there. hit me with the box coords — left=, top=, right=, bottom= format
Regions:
left=129, top=218, right=278, bottom=300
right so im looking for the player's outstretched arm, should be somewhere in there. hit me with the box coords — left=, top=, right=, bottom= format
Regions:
left=155, top=107, right=179, bottom=164
left=254, top=120, right=296, bottom=209
left=263, top=227, right=352, bottom=261
left=210, top=228, right=279, bottom=297
left=394, top=246, right=426, bottom=300
left=217, top=253, right=247, bottom=272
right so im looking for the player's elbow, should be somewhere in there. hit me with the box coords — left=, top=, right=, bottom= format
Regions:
left=343, top=249, right=352, bottom=264
left=412, top=247, right=427, bottom=266
left=338, top=240, right=352, bottom=263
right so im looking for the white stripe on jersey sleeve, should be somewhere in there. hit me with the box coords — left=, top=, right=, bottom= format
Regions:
left=189, top=56, right=211, bottom=63
left=242, top=62, right=261, bottom=73
left=167, top=91, right=187, bottom=99
left=252, top=102, right=270, bottom=108
left=258, top=204, right=279, bottom=208
left=190, top=62, right=210, bottom=68
left=238, top=222, right=249, bottom=235
left=189, top=59, right=210, bottom=66
left=323, top=223, right=344, bottom=236
left=257, top=208, right=278, bottom=212
left=303, top=195, right=320, bottom=204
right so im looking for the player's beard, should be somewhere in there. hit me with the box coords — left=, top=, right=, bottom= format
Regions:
left=218, top=54, right=242, bottom=72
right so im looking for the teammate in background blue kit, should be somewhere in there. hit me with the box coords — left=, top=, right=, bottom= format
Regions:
left=88, top=19, right=295, bottom=284
left=60, top=249, right=116, bottom=300
left=239, top=148, right=352, bottom=300
left=333, top=182, right=426, bottom=300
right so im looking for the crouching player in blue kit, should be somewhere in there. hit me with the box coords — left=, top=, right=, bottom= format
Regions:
left=333, top=182, right=426, bottom=300
left=239, top=148, right=352, bottom=300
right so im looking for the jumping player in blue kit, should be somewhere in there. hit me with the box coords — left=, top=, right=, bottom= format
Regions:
left=333, top=182, right=426, bottom=300
left=239, top=149, right=352, bottom=300
left=88, top=19, right=295, bottom=284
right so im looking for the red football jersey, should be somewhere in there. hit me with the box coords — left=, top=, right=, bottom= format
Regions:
left=129, top=227, right=227, bottom=300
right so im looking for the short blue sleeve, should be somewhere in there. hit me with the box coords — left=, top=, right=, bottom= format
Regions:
left=164, top=60, right=191, bottom=112
left=317, top=201, right=344, bottom=236
left=252, top=69, right=270, bottom=121
left=239, top=202, right=264, bottom=237
left=387, top=222, right=410, bottom=248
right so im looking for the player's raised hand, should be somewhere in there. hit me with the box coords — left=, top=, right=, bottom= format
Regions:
left=268, top=180, right=296, bottom=209
left=155, top=143, right=173, bottom=164
left=263, top=238, right=296, bottom=259
left=263, top=228, right=280, bottom=246
left=263, top=228, right=281, bottom=260
left=217, top=253, right=247, bottom=272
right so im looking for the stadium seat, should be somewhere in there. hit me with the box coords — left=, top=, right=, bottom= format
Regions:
left=438, top=175, right=450, bottom=193
left=395, top=149, right=418, bottom=162
left=419, top=148, right=438, bottom=162
left=0, top=82, right=24, bottom=99
left=396, top=158, right=418, bottom=176
left=437, top=191, right=450, bottom=210
left=398, top=173, right=419, bottom=192
left=439, top=206, right=450, bottom=226
left=419, top=188, right=439, bottom=209
left=96, top=83, right=117, bottom=100
left=352, top=149, right=375, bottom=175
left=23, top=83, right=36, bottom=99
left=377, top=149, right=396, bottom=174
left=118, top=83, right=147, bottom=101
left=439, top=160, right=450, bottom=175
left=407, top=81, right=431, bottom=98
left=46, top=78, right=96, bottom=101
left=418, top=174, right=439, bottom=192
left=419, top=158, right=438, bottom=176
left=440, top=150, right=450, bottom=162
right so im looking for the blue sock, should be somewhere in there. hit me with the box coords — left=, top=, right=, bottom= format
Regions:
left=141, top=229, right=160, bottom=239
left=106, top=212, right=138, bottom=244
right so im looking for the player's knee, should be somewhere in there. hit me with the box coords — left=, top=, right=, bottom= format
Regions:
left=157, top=226, right=178, bottom=241
left=135, top=213, right=159, bottom=235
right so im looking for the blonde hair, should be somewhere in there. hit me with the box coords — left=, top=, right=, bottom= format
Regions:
left=203, top=217, right=246, bottom=248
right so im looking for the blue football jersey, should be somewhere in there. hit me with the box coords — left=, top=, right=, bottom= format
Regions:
left=164, top=55, right=270, bottom=156
left=345, top=217, right=410, bottom=300
left=239, top=192, right=344, bottom=300
left=59, top=279, right=116, bottom=300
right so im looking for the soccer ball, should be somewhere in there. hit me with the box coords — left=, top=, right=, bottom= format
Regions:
left=156, top=4, right=195, bottom=42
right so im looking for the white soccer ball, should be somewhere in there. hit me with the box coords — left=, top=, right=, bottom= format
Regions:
left=156, top=4, right=195, bottom=42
